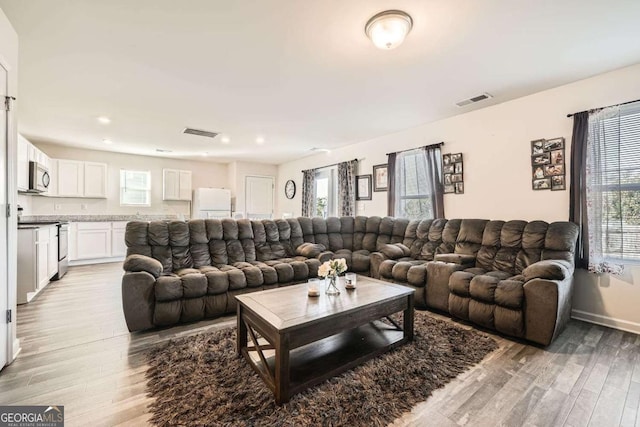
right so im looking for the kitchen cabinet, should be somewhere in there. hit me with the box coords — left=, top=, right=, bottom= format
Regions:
left=51, top=159, right=107, bottom=198
left=83, top=162, right=108, bottom=198
left=68, top=221, right=129, bottom=264
left=17, top=225, right=57, bottom=304
left=55, top=159, right=84, bottom=197
left=111, top=222, right=128, bottom=257
left=75, top=222, right=111, bottom=260
left=163, top=169, right=192, bottom=201
left=18, top=134, right=51, bottom=193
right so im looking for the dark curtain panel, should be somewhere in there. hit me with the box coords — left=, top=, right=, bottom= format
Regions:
left=301, top=169, right=316, bottom=217
left=337, top=160, right=357, bottom=216
left=423, top=145, right=445, bottom=218
left=387, top=152, right=397, bottom=216
left=569, top=111, right=589, bottom=268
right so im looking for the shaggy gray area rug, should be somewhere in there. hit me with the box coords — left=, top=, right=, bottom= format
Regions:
left=146, top=312, right=497, bottom=426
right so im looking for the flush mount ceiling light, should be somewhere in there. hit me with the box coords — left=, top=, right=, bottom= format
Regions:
left=365, top=10, right=413, bottom=50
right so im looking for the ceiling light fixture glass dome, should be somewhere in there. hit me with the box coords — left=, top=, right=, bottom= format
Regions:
left=365, top=10, right=413, bottom=50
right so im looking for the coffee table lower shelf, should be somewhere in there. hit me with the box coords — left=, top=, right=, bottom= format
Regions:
left=241, top=320, right=407, bottom=402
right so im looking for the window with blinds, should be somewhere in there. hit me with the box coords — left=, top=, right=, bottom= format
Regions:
left=395, top=148, right=433, bottom=220
left=120, top=169, right=151, bottom=206
left=587, top=101, right=640, bottom=262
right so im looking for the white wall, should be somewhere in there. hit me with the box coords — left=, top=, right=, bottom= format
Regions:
left=277, top=63, right=640, bottom=333
left=24, top=143, right=229, bottom=216
left=1, top=5, right=19, bottom=364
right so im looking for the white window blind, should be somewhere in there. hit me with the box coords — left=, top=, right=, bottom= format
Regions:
left=120, top=170, right=151, bottom=206
left=395, top=148, right=433, bottom=220
left=587, top=101, right=640, bottom=262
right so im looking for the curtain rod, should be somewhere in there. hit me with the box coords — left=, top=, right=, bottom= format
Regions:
left=567, top=98, right=640, bottom=118
left=301, top=158, right=359, bottom=173
left=385, top=142, right=444, bottom=156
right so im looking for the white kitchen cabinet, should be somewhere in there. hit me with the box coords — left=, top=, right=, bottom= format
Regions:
left=83, top=162, right=108, bottom=198
left=36, top=230, right=49, bottom=290
left=75, top=222, right=111, bottom=260
left=17, top=135, right=29, bottom=191
left=56, top=159, right=84, bottom=197
left=111, top=222, right=128, bottom=257
left=163, top=169, right=192, bottom=201
left=50, top=159, right=107, bottom=198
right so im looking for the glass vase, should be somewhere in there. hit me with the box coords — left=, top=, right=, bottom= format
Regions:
left=325, top=275, right=340, bottom=295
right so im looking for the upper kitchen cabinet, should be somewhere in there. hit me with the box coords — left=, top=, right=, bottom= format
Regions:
left=163, top=169, right=192, bottom=201
left=17, top=134, right=51, bottom=192
left=51, top=159, right=108, bottom=198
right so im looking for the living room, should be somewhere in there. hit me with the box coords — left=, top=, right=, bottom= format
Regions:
left=1, top=1, right=640, bottom=426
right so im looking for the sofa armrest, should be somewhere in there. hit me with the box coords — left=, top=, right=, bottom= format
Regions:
left=369, top=252, right=389, bottom=279
left=523, top=276, right=573, bottom=346
left=123, top=254, right=163, bottom=279
left=427, top=261, right=466, bottom=312
left=522, top=259, right=572, bottom=282
left=121, top=271, right=156, bottom=332
left=379, top=243, right=411, bottom=260
left=295, top=242, right=327, bottom=258
left=435, top=253, right=476, bottom=266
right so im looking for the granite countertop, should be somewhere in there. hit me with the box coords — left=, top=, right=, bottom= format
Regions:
left=19, top=214, right=188, bottom=223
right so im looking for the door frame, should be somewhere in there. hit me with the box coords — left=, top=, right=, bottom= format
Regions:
left=0, top=52, right=18, bottom=367
left=244, top=175, right=275, bottom=219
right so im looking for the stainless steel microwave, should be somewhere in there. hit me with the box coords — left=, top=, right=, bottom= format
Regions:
left=28, top=161, right=50, bottom=193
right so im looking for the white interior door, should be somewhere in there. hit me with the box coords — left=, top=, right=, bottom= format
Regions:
left=245, top=176, right=274, bottom=220
left=0, top=65, right=9, bottom=369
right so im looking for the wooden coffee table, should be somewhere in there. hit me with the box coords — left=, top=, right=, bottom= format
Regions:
left=235, top=275, right=414, bottom=404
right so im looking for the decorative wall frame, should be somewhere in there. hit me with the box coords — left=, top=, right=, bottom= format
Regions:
left=531, top=137, right=566, bottom=191
left=443, top=153, right=464, bottom=194
left=372, top=164, right=388, bottom=192
left=356, top=174, right=372, bottom=200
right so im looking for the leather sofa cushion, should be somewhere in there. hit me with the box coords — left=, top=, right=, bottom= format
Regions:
left=435, top=253, right=476, bottom=265
left=380, top=243, right=411, bottom=259
left=495, top=279, right=524, bottom=309
left=123, top=254, right=163, bottom=278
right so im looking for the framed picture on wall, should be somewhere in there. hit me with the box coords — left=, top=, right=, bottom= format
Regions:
left=356, top=174, right=372, bottom=200
left=551, top=175, right=566, bottom=191
left=372, top=164, right=388, bottom=192
left=444, top=184, right=455, bottom=194
left=454, top=182, right=464, bottom=194
left=532, top=178, right=551, bottom=190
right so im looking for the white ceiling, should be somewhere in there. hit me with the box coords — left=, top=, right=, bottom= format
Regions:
left=1, top=0, right=640, bottom=164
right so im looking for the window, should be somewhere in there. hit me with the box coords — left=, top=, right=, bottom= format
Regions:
left=314, top=167, right=337, bottom=218
left=394, top=149, right=434, bottom=220
left=120, top=169, right=151, bottom=206
left=587, top=102, right=640, bottom=262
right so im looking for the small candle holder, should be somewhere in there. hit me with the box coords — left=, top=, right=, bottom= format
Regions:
left=307, top=278, right=320, bottom=297
left=345, top=273, right=357, bottom=290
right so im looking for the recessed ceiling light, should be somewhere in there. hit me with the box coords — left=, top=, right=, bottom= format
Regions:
left=102, top=138, right=113, bottom=145
left=221, top=136, right=230, bottom=144
left=97, top=116, right=111, bottom=124
left=256, top=136, right=265, bottom=144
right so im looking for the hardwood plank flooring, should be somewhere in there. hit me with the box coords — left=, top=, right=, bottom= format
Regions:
left=0, top=263, right=636, bottom=426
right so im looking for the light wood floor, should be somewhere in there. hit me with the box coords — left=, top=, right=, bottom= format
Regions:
left=1, top=263, right=638, bottom=426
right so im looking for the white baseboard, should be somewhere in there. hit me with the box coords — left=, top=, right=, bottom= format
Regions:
left=11, top=338, right=21, bottom=363
left=69, top=257, right=124, bottom=266
left=571, top=309, right=640, bottom=335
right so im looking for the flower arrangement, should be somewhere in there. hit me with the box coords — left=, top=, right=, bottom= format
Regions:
left=318, top=258, right=347, bottom=278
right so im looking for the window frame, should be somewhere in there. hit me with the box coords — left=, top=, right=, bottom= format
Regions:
left=119, top=169, right=152, bottom=207
left=314, top=167, right=337, bottom=218
left=394, top=149, right=435, bottom=220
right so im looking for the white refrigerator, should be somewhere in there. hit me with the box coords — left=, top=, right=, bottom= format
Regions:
left=192, top=188, right=232, bottom=219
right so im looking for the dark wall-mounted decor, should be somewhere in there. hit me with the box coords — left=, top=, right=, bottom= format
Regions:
left=372, top=164, right=388, bottom=192
left=356, top=174, right=372, bottom=200
left=443, top=153, right=464, bottom=194
left=531, top=137, right=565, bottom=191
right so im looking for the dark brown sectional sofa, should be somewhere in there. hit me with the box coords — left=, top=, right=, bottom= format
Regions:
left=122, top=216, right=578, bottom=346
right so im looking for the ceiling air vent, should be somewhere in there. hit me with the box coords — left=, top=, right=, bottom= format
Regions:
left=455, top=93, right=493, bottom=107
left=183, top=127, right=219, bottom=139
